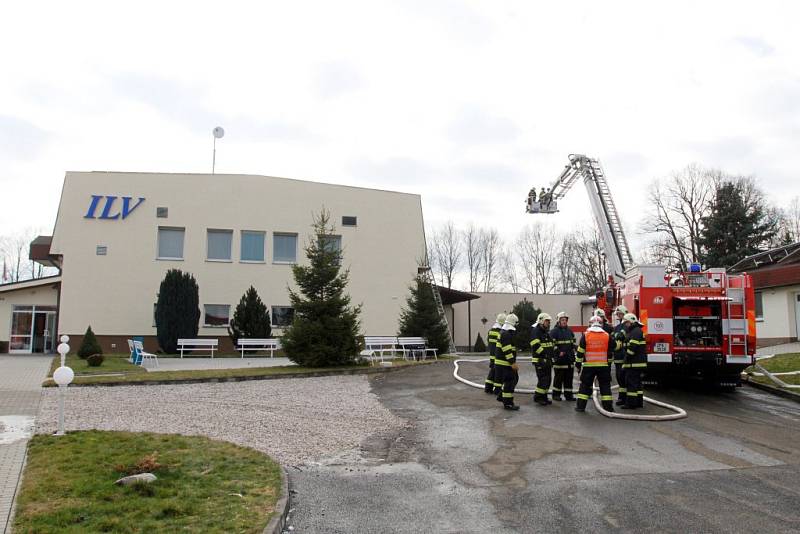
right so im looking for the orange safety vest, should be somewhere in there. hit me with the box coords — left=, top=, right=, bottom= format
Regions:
left=584, top=330, right=610, bottom=366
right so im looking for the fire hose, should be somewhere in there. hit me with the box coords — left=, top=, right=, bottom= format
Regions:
left=748, top=354, right=800, bottom=389
left=453, top=358, right=687, bottom=421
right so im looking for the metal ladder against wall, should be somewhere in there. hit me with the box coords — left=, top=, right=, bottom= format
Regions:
left=726, top=275, right=748, bottom=356
left=419, top=266, right=458, bottom=355
left=586, top=158, right=635, bottom=270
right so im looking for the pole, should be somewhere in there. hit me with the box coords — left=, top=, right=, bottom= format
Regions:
left=56, top=385, right=65, bottom=436
left=212, top=136, right=217, bottom=174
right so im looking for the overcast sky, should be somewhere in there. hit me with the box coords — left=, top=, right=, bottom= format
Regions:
left=2, top=1, right=798, bottom=253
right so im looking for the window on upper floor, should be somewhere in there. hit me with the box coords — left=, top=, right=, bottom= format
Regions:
left=157, top=227, right=185, bottom=260
left=207, top=229, right=233, bottom=261
left=273, top=233, right=298, bottom=263
left=241, top=230, right=265, bottom=262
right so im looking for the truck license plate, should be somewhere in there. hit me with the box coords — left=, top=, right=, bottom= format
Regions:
left=654, top=342, right=669, bottom=353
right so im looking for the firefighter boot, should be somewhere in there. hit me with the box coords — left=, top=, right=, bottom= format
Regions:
left=574, top=398, right=587, bottom=412
left=503, top=403, right=520, bottom=411
left=601, top=400, right=614, bottom=412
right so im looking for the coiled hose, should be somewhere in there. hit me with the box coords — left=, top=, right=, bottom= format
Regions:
left=453, top=357, right=687, bottom=421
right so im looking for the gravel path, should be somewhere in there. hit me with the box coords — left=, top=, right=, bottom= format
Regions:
left=36, top=376, right=405, bottom=465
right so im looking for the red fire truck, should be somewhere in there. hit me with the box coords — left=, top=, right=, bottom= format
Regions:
left=527, top=155, right=757, bottom=387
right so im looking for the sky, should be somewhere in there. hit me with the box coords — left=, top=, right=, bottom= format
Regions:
left=2, top=0, right=799, bottom=255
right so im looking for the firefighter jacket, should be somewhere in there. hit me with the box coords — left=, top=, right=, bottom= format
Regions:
left=487, top=323, right=502, bottom=361
left=576, top=326, right=614, bottom=367
left=530, top=324, right=555, bottom=366
left=602, top=321, right=613, bottom=336
left=623, top=324, right=647, bottom=368
left=612, top=323, right=626, bottom=364
left=549, top=324, right=576, bottom=366
left=497, top=326, right=517, bottom=366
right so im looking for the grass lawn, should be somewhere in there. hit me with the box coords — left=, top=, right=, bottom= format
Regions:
left=42, top=358, right=435, bottom=386
left=13, top=431, right=282, bottom=534
left=747, top=353, right=800, bottom=387
left=48, top=354, right=146, bottom=377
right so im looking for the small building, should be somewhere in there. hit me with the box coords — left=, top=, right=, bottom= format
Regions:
left=729, top=243, right=800, bottom=347
left=1, top=171, right=426, bottom=354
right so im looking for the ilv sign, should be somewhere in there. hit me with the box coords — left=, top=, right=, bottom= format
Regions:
left=84, top=195, right=145, bottom=220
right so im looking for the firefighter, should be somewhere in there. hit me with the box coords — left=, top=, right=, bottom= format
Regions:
left=622, top=312, right=647, bottom=409
left=530, top=312, right=555, bottom=406
left=612, top=305, right=628, bottom=406
left=485, top=313, right=506, bottom=394
left=594, top=308, right=614, bottom=335
left=550, top=311, right=576, bottom=401
left=574, top=315, right=615, bottom=413
left=498, top=313, right=520, bottom=410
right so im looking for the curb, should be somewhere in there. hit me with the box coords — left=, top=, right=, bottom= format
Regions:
left=263, top=466, right=291, bottom=534
left=44, top=360, right=443, bottom=388
left=742, top=376, right=800, bottom=403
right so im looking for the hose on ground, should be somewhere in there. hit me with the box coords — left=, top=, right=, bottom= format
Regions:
left=750, top=355, right=800, bottom=389
left=453, top=358, right=687, bottom=421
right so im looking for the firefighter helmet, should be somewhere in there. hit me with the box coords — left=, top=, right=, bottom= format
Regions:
left=615, top=305, right=628, bottom=315
left=537, top=312, right=552, bottom=324
left=594, top=308, right=607, bottom=318
left=623, top=313, right=643, bottom=325
left=496, top=313, right=507, bottom=324
left=556, top=311, right=568, bottom=320
left=504, top=313, right=519, bottom=326
left=589, top=315, right=603, bottom=326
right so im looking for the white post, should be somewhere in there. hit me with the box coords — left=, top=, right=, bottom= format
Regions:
left=56, top=385, right=66, bottom=436
left=54, top=335, right=73, bottom=437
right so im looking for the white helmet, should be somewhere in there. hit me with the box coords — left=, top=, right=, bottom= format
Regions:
left=589, top=315, right=603, bottom=326
left=594, top=308, right=607, bottom=318
left=504, top=313, right=519, bottom=327
left=623, top=313, right=642, bottom=325
left=496, top=313, right=507, bottom=324
left=615, top=305, right=628, bottom=315
left=556, top=311, right=568, bottom=320
left=537, top=312, right=552, bottom=324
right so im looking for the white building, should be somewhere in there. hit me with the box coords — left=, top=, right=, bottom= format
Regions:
left=1, top=171, right=426, bottom=354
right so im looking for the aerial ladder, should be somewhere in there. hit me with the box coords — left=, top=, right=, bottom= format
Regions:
left=525, top=154, right=634, bottom=283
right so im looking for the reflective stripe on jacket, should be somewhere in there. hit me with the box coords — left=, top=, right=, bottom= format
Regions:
left=623, top=325, right=647, bottom=368
left=530, top=324, right=555, bottom=364
left=497, top=327, right=516, bottom=366
left=487, top=327, right=501, bottom=360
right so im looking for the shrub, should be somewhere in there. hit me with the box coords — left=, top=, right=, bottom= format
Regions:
left=282, top=210, right=362, bottom=367
left=77, top=326, right=102, bottom=359
left=228, top=286, right=271, bottom=346
left=511, top=299, right=542, bottom=352
left=86, top=353, right=105, bottom=367
left=473, top=333, right=487, bottom=352
left=155, top=270, right=201, bottom=354
left=116, top=453, right=163, bottom=476
left=397, top=274, right=451, bottom=356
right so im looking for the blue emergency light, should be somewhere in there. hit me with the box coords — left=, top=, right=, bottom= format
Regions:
left=689, top=263, right=702, bottom=272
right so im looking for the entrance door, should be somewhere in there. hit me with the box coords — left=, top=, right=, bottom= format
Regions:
left=796, top=293, right=800, bottom=342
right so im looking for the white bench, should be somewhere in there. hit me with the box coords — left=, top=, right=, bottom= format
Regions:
left=361, top=336, right=399, bottom=364
left=398, top=337, right=438, bottom=360
left=177, top=338, right=219, bottom=358
left=236, top=338, right=281, bottom=358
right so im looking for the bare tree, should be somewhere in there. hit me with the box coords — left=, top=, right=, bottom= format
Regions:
left=641, top=164, right=716, bottom=269
left=780, top=196, right=800, bottom=243
left=429, top=221, right=462, bottom=289
left=462, top=224, right=485, bottom=292
left=499, top=247, right=521, bottom=293
left=557, top=227, right=608, bottom=294
left=479, top=228, right=503, bottom=292
left=0, top=228, right=55, bottom=283
left=516, top=223, right=559, bottom=294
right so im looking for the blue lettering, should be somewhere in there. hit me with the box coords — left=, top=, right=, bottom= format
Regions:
left=98, top=196, right=120, bottom=220
left=121, top=197, right=145, bottom=219
left=84, top=195, right=103, bottom=219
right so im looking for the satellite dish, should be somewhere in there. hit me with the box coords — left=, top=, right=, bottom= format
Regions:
left=213, top=126, right=225, bottom=139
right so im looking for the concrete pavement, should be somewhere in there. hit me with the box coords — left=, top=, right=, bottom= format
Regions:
left=288, top=361, right=800, bottom=533
left=0, top=355, right=52, bottom=534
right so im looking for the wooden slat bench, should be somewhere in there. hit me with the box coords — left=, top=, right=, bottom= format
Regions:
left=177, top=338, right=219, bottom=358
left=236, top=338, right=281, bottom=358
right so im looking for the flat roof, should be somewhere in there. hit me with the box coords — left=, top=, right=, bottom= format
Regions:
left=0, top=275, right=61, bottom=293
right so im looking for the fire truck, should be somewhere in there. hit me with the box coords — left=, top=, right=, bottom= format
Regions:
left=526, top=154, right=756, bottom=387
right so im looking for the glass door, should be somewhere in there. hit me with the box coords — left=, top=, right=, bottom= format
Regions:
left=10, top=305, right=57, bottom=354
left=10, top=306, right=33, bottom=353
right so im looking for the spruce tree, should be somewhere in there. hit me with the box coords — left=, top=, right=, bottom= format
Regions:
left=473, top=333, right=487, bottom=352
left=282, top=210, right=361, bottom=367
left=398, top=275, right=451, bottom=355
left=698, top=180, right=779, bottom=267
left=77, top=325, right=102, bottom=358
left=155, top=269, right=201, bottom=354
left=228, top=286, right=271, bottom=345
left=511, top=299, right=542, bottom=352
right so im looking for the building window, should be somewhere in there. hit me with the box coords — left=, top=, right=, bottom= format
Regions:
left=241, top=231, right=265, bottom=262
left=755, top=291, right=764, bottom=320
left=342, top=216, right=357, bottom=227
left=96, top=245, right=107, bottom=256
left=207, top=229, right=233, bottom=261
left=156, top=207, right=168, bottom=218
left=272, top=306, right=295, bottom=327
left=273, top=233, right=298, bottom=263
left=321, top=235, right=342, bottom=265
left=204, top=304, right=230, bottom=327
left=157, top=227, right=185, bottom=260
left=153, top=303, right=157, bottom=327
